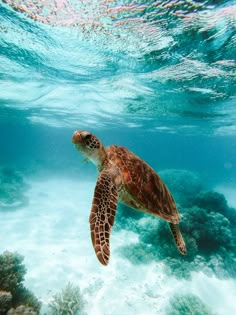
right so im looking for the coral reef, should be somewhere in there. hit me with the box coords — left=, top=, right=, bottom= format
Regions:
left=0, top=291, right=12, bottom=315
left=12, top=288, right=41, bottom=314
left=7, top=305, right=37, bottom=315
left=194, top=191, right=236, bottom=224
left=181, top=206, right=233, bottom=252
left=0, top=252, right=41, bottom=315
left=117, top=169, right=236, bottom=279
left=0, top=168, right=29, bottom=209
left=166, top=293, right=215, bottom=315
left=195, top=191, right=229, bottom=214
left=49, top=283, right=86, bottom=315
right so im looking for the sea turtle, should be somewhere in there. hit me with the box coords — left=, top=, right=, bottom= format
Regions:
left=72, top=130, right=186, bottom=265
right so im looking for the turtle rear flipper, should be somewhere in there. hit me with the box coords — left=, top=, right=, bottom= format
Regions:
left=169, top=223, right=186, bottom=255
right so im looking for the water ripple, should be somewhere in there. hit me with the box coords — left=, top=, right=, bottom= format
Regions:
left=0, top=0, right=235, bottom=135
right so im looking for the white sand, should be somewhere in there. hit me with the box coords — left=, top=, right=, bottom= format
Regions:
left=0, top=177, right=236, bottom=314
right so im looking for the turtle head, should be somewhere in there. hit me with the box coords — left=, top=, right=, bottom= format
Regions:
left=72, top=130, right=106, bottom=168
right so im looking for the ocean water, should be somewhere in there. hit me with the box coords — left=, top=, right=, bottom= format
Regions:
left=0, top=0, right=236, bottom=314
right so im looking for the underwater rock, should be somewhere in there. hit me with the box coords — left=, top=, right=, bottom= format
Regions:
left=166, top=293, right=215, bottom=315
left=0, top=168, right=29, bottom=210
left=49, top=283, right=86, bottom=315
left=7, top=305, right=36, bottom=315
left=0, top=291, right=12, bottom=315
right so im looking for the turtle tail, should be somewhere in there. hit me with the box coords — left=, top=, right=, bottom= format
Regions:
left=169, top=223, right=186, bottom=255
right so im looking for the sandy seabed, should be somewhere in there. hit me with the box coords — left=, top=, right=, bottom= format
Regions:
left=0, top=177, right=236, bottom=315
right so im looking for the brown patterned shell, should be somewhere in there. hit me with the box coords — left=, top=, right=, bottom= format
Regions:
left=106, top=145, right=180, bottom=224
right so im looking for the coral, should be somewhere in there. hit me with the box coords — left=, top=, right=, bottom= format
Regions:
left=0, top=252, right=26, bottom=294
left=136, top=205, right=235, bottom=279
left=0, top=252, right=41, bottom=315
left=7, top=305, right=36, bottom=315
left=195, top=190, right=236, bottom=223
left=157, top=220, right=198, bottom=258
left=49, top=283, right=85, bottom=315
left=206, top=251, right=236, bottom=278
left=0, top=291, right=12, bottom=315
left=117, top=170, right=236, bottom=279
left=0, top=168, right=29, bottom=209
left=166, top=293, right=215, bottom=315
left=12, top=288, right=41, bottom=315
left=181, top=206, right=233, bottom=252
left=194, top=191, right=228, bottom=214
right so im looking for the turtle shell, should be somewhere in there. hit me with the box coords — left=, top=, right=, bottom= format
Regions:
left=106, top=145, right=180, bottom=224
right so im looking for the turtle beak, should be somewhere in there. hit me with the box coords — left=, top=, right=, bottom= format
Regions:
left=72, top=131, right=82, bottom=144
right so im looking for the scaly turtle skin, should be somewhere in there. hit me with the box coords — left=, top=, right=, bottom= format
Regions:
left=72, top=130, right=186, bottom=265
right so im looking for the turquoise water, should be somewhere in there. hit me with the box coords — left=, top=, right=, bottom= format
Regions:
left=0, top=1, right=236, bottom=314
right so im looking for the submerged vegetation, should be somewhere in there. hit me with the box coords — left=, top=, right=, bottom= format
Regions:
left=117, top=169, right=236, bottom=279
left=166, top=293, right=216, bottom=315
left=0, top=253, right=86, bottom=315
left=49, top=283, right=86, bottom=315
left=0, top=168, right=29, bottom=210
left=0, top=251, right=41, bottom=315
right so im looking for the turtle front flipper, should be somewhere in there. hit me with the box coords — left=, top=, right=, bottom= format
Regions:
left=89, top=169, right=119, bottom=265
left=169, top=223, right=186, bottom=255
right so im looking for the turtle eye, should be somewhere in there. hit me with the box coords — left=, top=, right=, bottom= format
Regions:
left=81, top=132, right=92, bottom=141
left=84, top=134, right=91, bottom=140
left=83, top=133, right=94, bottom=147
